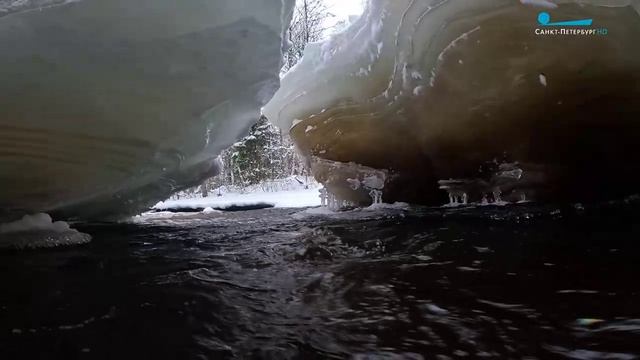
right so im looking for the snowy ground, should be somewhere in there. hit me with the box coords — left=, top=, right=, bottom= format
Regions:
left=154, top=188, right=321, bottom=211
left=154, top=178, right=322, bottom=212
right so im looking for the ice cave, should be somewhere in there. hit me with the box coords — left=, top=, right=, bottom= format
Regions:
left=3, top=1, right=640, bottom=358
left=1, top=0, right=640, bottom=222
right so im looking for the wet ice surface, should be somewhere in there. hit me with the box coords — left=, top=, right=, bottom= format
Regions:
left=1, top=203, right=640, bottom=359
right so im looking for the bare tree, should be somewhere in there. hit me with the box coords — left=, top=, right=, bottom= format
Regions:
left=282, top=0, right=332, bottom=72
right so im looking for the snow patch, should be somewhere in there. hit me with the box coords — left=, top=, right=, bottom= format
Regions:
left=154, top=186, right=322, bottom=212
left=202, top=207, right=221, bottom=214
left=0, top=213, right=91, bottom=249
left=0, top=213, right=71, bottom=233
left=539, top=73, right=548, bottom=87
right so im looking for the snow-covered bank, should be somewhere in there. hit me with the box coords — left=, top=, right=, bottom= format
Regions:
left=133, top=199, right=412, bottom=227
left=154, top=187, right=322, bottom=212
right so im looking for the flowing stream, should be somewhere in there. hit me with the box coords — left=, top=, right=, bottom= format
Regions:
left=1, top=203, right=639, bottom=359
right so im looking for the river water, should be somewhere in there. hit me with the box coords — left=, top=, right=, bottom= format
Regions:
left=1, top=202, right=639, bottom=359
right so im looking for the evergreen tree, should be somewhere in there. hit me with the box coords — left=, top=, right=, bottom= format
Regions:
left=227, top=116, right=279, bottom=186
left=172, top=116, right=309, bottom=200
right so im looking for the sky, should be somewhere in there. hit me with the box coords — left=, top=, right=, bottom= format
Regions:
left=324, top=0, right=365, bottom=19
left=322, top=0, right=365, bottom=35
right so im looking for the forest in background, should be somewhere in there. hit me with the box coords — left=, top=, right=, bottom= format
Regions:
left=171, top=117, right=312, bottom=200
left=173, top=0, right=351, bottom=199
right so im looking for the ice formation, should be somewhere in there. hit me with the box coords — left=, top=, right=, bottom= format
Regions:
left=0, top=0, right=81, bottom=17
left=2, top=0, right=640, bottom=221
left=0, top=0, right=293, bottom=221
left=310, top=157, right=387, bottom=208
left=0, top=213, right=91, bottom=249
left=265, top=0, right=640, bottom=206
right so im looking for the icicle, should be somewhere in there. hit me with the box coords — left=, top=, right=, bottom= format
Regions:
left=319, top=188, right=328, bottom=207
left=446, top=189, right=468, bottom=206
left=369, top=189, right=383, bottom=205
left=493, top=188, right=502, bottom=203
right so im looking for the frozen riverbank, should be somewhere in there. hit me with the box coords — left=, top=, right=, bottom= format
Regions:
left=153, top=185, right=322, bottom=212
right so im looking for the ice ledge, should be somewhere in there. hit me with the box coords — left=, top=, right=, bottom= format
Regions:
left=0, top=0, right=294, bottom=221
left=264, top=0, right=640, bottom=205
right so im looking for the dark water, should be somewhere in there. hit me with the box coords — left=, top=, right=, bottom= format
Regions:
left=1, top=202, right=640, bottom=359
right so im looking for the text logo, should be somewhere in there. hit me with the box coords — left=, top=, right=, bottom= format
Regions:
left=534, top=11, right=607, bottom=36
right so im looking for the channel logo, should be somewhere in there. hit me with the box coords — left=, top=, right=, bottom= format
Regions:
left=534, top=11, right=607, bottom=36
left=537, top=12, right=593, bottom=26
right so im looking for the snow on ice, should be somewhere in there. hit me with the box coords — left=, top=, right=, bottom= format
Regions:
left=152, top=178, right=322, bottom=212
left=0, top=213, right=91, bottom=249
